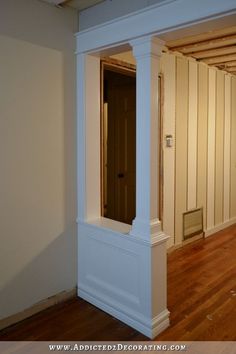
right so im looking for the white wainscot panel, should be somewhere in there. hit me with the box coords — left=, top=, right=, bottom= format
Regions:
left=77, top=222, right=152, bottom=336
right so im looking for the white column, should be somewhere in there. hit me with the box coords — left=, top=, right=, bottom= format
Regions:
left=130, top=36, right=165, bottom=241
left=76, top=41, right=169, bottom=339
left=129, top=37, right=170, bottom=337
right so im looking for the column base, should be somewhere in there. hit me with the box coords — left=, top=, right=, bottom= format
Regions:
left=78, top=287, right=170, bottom=339
left=152, top=309, right=170, bottom=338
left=130, top=217, right=169, bottom=244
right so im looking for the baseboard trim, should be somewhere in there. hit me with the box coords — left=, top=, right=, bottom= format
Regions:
left=152, top=309, right=170, bottom=338
left=167, top=233, right=204, bottom=253
left=78, top=287, right=169, bottom=339
left=168, top=219, right=236, bottom=252
left=0, top=288, right=76, bottom=331
left=205, top=218, right=236, bottom=237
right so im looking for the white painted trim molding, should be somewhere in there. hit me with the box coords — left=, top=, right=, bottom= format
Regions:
left=76, top=0, right=236, bottom=54
left=78, top=221, right=169, bottom=339
left=75, top=0, right=236, bottom=339
left=129, top=36, right=164, bottom=242
left=78, top=288, right=169, bottom=339
left=152, top=309, right=170, bottom=338
left=205, top=218, right=236, bottom=237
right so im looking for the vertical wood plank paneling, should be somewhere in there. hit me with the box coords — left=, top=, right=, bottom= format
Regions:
left=207, top=68, right=216, bottom=230
left=187, top=60, right=198, bottom=210
left=197, top=63, right=208, bottom=229
left=223, top=75, right=231, bottom=222
left=162, top=53, right=176, bottom=248
left=231, top=76, right=236, bottom=218
left=215, top=71, right=224, bottom=226
left=175, top=57, right=188, bottom=244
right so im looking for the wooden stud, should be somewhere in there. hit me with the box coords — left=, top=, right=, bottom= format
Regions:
left=202, top=54, right=236, bottom=64
left=58, top=0, right=72, bottom=6
left=224, top=60, right=236, bottom=67
left=171, top=34, right=236, bottom=54
left=227, top=66, right=236, bottom=72
left=167, top=26, right=236, bottom=48
left=189, top=45, right=236, bottom=59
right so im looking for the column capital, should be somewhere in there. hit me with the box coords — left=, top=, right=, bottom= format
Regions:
left=130, top=36, right=165, bottom=59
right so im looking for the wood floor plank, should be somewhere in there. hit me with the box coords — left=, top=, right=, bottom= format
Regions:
left=0, top=225, right=236, bottom=341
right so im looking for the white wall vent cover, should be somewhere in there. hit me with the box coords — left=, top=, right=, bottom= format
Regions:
left=183, top=208, right=203, bottom=240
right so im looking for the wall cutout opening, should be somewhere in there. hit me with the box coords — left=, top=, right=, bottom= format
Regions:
left=101, top=60, right=136, bottom=225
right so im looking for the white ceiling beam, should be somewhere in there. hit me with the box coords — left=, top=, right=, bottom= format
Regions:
left=76, top=0, right=236, bottom=54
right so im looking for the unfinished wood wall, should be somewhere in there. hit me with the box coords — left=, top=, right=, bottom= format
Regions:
left=111, top=51, right=236, bottom=247
left=161, top=53, right=236, bottom=246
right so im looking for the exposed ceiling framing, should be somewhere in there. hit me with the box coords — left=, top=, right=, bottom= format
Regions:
left=40, top=1, right=236, bottom=76
left=40, top=0, right=105, bottom=10
left=167, top=26, right=236, bottom=75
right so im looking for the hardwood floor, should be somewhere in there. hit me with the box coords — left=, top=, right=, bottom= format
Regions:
left=0, top=225, right=236, bottom=341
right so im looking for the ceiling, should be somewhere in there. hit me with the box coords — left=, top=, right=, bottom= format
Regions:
left=167, top=26, right=236, bottom=75
left=41, top=0, right=105, bottom=11
left=41, top=1, right=236, bottom=76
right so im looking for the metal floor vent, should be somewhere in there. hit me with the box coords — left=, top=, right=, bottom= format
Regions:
left=183, top=208, right=203, bottom=240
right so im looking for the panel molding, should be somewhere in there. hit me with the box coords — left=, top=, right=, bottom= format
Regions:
left=78, top=221, right=169, bottom=338
left=78, top=286, right=169, bottom=339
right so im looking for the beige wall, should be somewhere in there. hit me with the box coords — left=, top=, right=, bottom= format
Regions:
left=0, top=0, right=77, bottom=320
left=112, top=50, right=236, bottom=246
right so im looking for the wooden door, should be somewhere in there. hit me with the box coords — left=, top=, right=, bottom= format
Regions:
left=103, top=68, right=136, bottom=225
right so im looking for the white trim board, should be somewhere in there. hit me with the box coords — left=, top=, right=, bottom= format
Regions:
left=78, top=221, right=169, bottom=339
left=76, top=0, right=236, bottom=54
left=75, top=0, right=236, bottom=339
left=205, top=218, right=236, bottom=237
left=78, top=287, right=169, bottom=339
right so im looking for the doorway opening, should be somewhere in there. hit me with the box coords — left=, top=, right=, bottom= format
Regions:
left=101, top=61, right=136, bottom=225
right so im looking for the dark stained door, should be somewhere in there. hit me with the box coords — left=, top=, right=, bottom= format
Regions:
left=103, top=68, right=136, bottom=225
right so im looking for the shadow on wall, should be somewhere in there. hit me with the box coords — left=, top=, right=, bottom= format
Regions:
left=0, top=0, right=77, bottom=321
left=0, top=225, right=77, bottom=320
